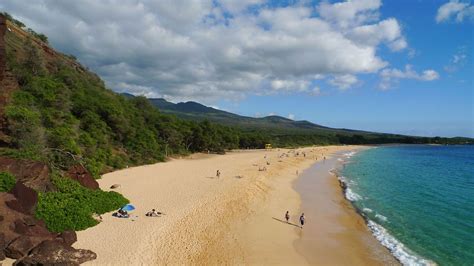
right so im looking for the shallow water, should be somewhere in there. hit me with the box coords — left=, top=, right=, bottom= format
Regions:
left=340, top=145, right=474, bottom=266
left=293, top=152, right=396, bottom=265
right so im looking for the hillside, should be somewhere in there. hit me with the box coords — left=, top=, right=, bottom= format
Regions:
left=122, top=93, right=376, bottom=134
left=122, top=94, right=474, bottom=145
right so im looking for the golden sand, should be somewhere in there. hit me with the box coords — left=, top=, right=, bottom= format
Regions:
left=74, top=146, right=396, bottom=265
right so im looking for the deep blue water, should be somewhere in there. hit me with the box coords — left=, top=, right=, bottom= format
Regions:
left=340, top=145, right=474, bottom=266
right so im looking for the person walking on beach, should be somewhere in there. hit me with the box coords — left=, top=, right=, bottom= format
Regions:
left=216, top=170, right=221, bottom=179
left=299, top=213, right=305, bottom=228
left=285, top=211, right=290, bottom=223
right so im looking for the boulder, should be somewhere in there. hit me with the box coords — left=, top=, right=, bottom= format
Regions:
left=10, top=181, right=38, bottom=214
left=5, top=235, right=36, bottom=259
left=58, top=230, right=77, bottom=246
left=0, top=156, right=51, bottom=192
left=66, top=164, right=99, bottom=190
left=0, top=233, right=6, bottom=260
left=14, top=240, right=97, bottom=265
left=13, top=218, right=53, bottom=238
left=5, top=199, right=25, bottom=213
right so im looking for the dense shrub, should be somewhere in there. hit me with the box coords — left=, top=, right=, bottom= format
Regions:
left=35, top=175, right=129, bottom=232
left=0, top=172, right=16, bottom=192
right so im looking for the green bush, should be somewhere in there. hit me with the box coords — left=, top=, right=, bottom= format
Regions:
left=36, top=175, right=129, bottom=232
left=0, top=172, right=16, bottom=192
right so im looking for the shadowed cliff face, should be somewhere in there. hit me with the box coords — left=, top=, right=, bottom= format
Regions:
left=0, top=15, right=19, bottom=146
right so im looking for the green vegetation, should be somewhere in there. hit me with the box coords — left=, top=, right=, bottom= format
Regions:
left=35, top=174, right=128, bottom=232
left=1, top=12, right=25, bottom=28
left=3, top=26, right=472, bottom=180
left=0, top=172, right=16, bottom=192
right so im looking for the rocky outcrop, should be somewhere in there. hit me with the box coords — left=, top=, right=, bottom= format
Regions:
left=57, top=230, right=77, bottom=246
left=0, top=14, right=6, bottom=81
left=0, top=15, right=20, bottom=146
left=14, top=240, right=96, bottom=266
left=0, top=157, right=52, bottom=192
left=9, top=182, right=38, bottom=214
left=66, top=164, right=99, bottom=190
left=0, top=182, right=96, bottom=264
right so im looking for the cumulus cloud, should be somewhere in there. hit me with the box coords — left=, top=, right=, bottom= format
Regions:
left=288, top=114, right=295, bottom=120
left=379, top=65, right=440, bottom=90
left=436, top=0, right=474, bottom=23
left=0, top=0, right=412, bottom=102
left=329, top=74, right=359, bottom=90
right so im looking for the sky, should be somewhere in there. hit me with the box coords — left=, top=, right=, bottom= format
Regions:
left=1, top=0, right=473, bottom=137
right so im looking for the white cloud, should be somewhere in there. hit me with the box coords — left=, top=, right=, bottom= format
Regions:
left=328, top=74, right=359, bottom=90
left=444, top=47, right=468, bottom=72
left=0, top=0, right=415, bottom=102
left=318, top=0, right=381, bottom=29
left=288, top=114, right=295, bottom=120
left=309, top=87, right=322, bottom=96
left=436, top=0, right=474, bottom=23
left=270, top=79, right=310, bottom=92
left=379, top=65, right=440, bottom=90
left=347, top=18, right=407, bottom=51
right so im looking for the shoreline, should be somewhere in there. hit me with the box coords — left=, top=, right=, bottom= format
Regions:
left=73, top=146, right=395, bottom=265
left=293, top=148, right=398, bottom=265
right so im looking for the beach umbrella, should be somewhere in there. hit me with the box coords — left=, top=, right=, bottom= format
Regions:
left=121, top=204, right=135, bottom=211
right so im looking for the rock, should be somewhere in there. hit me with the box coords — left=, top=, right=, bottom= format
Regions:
left=0, top=156, right=51, bottom=192
left=22, top=216, right=37, bottom=226
left=58, top=230, right=77, bottom=246
left=0, top=233, right=5, bottom=260
left=13, top=219, right=28, bottom=234
left=5, top=235, right=36, bottom=259
left=110, top=184, right=121, bottom=189
left=14, top=240, right=97, bottom=265
left=10, top=181, right=38, bottom=214
left=13, top=219, right=53, bottom=238
left=5, top=199, right=25, bottom=213
left=66, top=164, right=99, bottom=190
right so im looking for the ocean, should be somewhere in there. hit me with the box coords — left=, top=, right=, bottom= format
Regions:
left=339, top=145, right=474, bottom=266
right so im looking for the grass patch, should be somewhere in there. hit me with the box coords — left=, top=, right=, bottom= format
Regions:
left=35, top=174, right=128, bottom=232
left=0, top=172, right=16, bottom=192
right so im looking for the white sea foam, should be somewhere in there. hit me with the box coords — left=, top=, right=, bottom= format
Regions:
left=363, top=208, right=373, bottom=213
left=343, top=151, right=357, bottom=158
left=337, top=158, right=344, bottom=162
left=367, top=220, right=435, bottom=266
left=345, top=188, right=362, bottom=201
left=375, top=213, right=388, bottom=222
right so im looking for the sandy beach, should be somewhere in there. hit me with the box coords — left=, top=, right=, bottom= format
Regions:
left=74, top=146, right=395, bottom=265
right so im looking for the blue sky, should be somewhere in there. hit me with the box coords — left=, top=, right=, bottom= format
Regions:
left=217, top=0, right=473, bottom=137
left=1, top=0, right=472, bottom=137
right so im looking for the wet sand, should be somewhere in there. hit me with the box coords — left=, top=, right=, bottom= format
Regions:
left=294, top=150, right=398, bottom=265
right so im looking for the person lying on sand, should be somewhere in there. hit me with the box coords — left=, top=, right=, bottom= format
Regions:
left=146, top=209, right=165, bottom=217
left=113, top=209, right=129, bottom=218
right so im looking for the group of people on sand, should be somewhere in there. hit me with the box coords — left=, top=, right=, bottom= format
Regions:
left=285, top=211, right=305, bottom=228
left=113, top=208, right=164, bottom=219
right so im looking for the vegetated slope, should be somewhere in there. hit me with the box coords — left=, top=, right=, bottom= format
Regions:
left=0, top=14, right=265, bottom=180
left=123, top=94, right=474, bottom=145
left=0, top=13, right=128, bottom=243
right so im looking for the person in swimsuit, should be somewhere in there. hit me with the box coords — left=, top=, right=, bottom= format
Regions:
left=299, top=213, right=305, bottom=228
left=285, top=211, right=290, bottom=223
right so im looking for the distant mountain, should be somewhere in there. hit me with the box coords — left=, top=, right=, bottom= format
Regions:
left=121, top=93, right=356, bottom=134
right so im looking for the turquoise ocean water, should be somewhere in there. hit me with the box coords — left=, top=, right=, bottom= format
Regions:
left=339, top=145, right=474, bottom=266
